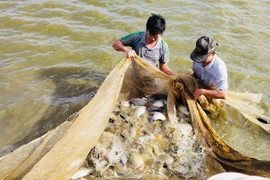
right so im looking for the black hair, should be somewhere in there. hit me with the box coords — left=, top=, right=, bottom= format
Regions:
left=146, top=13, right=166, bottom=36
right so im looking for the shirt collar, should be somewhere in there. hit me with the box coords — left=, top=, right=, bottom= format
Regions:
left=204, top=54, right=217, bottom=69
left=141, top=32, right=147, bottom=44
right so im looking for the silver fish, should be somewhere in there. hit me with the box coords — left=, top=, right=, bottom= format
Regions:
left=148, top=111, right=166, bottom=121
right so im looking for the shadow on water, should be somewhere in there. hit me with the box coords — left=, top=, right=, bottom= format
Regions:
left=1, top=67, right=107, bottom=156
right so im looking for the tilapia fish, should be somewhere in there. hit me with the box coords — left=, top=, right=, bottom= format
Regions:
left=72, top=94, right=205, bottom=179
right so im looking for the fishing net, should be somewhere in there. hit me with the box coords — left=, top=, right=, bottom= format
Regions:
left=0, top=56, right=269, bottom=180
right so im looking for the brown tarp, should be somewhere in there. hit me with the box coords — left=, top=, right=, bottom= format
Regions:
left=0, top=56, right=269, bottom=180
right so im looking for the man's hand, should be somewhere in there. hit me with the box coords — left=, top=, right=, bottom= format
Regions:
left=112, top=39, right=137, bottom=58
left=193, top=88, right=227, bottom=100
left=193, top=89, right=205, bottom=100
left=124, top=48, right=137, bottom=58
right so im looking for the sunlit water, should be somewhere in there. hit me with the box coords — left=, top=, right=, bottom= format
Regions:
left=0, top=0, right=270, bottom=162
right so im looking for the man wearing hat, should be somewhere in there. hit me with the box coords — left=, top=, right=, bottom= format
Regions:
left=190, top=36, right=228, bottom=101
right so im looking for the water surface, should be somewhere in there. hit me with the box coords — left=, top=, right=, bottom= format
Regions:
left=0, top=0, right=270, bottom=160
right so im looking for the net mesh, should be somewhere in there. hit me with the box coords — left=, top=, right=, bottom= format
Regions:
left=1, top=56, right=269, bottom=179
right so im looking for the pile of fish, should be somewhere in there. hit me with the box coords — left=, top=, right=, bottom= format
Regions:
left=72, top=94, right=206, bottom=179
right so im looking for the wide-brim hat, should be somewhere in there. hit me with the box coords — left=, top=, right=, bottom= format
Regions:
left=190, top=36, right=217, bottom=63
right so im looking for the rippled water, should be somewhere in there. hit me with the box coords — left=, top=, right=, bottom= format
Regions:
left=0, top=0, right=270, bottom=160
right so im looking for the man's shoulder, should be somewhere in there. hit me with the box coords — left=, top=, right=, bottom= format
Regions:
left=159, top=38, right=169, bottom=53
left=214, top=55, right=226, bottom=66
left=120, top=31, right=145, bottom=40
left=213, top=55, right=227, bottom=76
left=160, top=38, right=168, bottom=46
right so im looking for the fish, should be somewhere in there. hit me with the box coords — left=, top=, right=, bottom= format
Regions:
left=148, top=111, right=166, bottom=122
left=71, top=167, right=92, bottom=179
left=145, top=93, right=167, bottom=112
left=157, top=153, right=174, bottom=167
left=84, top=94, right=204, bottom=179
left=129, top=97, right=147, bottom=106
left=134, top=106, right=146, bottom=118
left=148, top=93, right=167, bottom=103
left=177, top=105, right=190, bottom=121
left=130, top=151, right=145, bottom=170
